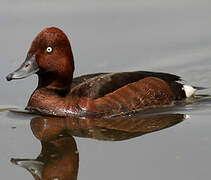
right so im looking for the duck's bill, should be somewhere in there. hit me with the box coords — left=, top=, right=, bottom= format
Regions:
left=6, top=54, right=39, bottom=81
left=11, top=158, right=43, bottom=178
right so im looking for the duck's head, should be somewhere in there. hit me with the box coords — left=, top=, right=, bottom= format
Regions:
left=6, top=27, right=74, bottom=91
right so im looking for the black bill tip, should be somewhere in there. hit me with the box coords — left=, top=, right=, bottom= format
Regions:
left=6, top=73, right=13, bottom=81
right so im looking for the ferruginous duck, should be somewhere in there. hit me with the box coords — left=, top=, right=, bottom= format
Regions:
left=6, top=27, right=197, bottom=117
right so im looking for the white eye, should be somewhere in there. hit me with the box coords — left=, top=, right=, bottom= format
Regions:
left=46, top=46, right=53, bottom=53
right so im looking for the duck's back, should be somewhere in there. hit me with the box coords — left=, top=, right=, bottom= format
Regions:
left=71, top=71, right=184, bottom=99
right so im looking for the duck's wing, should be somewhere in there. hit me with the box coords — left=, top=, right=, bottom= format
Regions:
left=71, top=71, right=182, bottom=99
left=71, top=73, right=108, bottom=89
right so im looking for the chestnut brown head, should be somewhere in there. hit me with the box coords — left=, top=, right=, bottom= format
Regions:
left=6, top=27, right=75, bottom=91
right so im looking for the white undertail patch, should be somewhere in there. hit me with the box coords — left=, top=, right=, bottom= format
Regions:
left=182, top=85, right=197, bottom=98
left=184, top=114, right=191, bottom=119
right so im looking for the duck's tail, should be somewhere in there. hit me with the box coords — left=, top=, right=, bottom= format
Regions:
left=183, top=85, right=208, bottom=98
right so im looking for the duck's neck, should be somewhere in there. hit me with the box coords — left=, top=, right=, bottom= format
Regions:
left=37, top=52, right=75, bottom=95
left=37, top=71, right=73, bottom=96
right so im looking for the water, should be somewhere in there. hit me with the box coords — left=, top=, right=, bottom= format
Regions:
left=1, top=0, right=211, bottom=179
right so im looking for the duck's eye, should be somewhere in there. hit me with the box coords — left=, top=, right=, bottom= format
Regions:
left=46, top=46, right=53, bottom=53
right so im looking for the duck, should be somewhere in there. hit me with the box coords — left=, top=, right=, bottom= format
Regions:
left=6, top=27, right=197, bottom=117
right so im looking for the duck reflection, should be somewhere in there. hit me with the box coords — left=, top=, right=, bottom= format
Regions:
left=11, top=132, right=78, bottom=180
left=11, top=113, right=187, bottom=179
